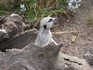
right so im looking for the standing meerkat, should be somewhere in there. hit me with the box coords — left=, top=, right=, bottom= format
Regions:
left=35, top=16, right=58, bottom=47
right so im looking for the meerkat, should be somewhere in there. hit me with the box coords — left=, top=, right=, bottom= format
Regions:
left=35, top=16, right=58, bottom=47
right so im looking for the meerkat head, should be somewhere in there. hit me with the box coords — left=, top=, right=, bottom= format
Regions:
left=40, top=16, right=56, bottom=29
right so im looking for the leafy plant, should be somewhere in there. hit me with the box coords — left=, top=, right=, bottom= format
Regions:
left=0, top=0, right=67, bottom=25
left=0, top=3, right=9, bottom=16
left=24, top=0, right=67, bottom=24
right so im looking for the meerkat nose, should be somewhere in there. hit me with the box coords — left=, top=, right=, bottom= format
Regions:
left=52, top=17, right=57, bottom=22
left=52, top=17, right=56, bottom=20
left=52, top=17, right=57, bottom=24
left=54, top=17, right=57, bottom=19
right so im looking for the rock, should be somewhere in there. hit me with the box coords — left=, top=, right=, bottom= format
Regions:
left=0, top=13, right=28, bottom=51
left=83, top=48, right=93, bottom=66
left=0, top=29, right=9, bottom=42
left=0, top=43, right=62, bottom=70
left=0, top=43, right=92, bottom=70
left=0, top=13, right=27, bottom=40
left=6, top=28, right=38, bottom=49
left=2, top=13, right=26, bottom=38
left=0, top=16, right=6, bottom=25
left=55, top=52, right=92, bottom=70
left=6, top=62, right=36, bottom=70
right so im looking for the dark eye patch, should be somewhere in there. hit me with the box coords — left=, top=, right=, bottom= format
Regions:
left=43, top=25, right=47, bottom=29
left=48, top=19, right=53, bottom=22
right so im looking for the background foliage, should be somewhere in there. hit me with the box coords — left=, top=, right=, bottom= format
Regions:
left=0, top=0, right=67, bottom=24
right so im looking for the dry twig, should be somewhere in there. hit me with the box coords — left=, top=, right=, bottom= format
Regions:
left=52, top=30, right=81, bottom=34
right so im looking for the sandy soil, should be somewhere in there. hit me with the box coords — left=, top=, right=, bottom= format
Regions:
left=53, top=0, right=93, bottom=58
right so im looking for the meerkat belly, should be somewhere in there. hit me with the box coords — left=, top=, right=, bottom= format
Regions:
left=35, top=33, right=52, bottom=47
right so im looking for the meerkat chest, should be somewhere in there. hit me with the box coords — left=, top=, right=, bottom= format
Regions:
left=39, top=32, right=51, bottom=44
left=35, top=31, right=52, bottom=47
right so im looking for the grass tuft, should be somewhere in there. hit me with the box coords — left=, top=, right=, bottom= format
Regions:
left=0, top=0, right=67, bottom=25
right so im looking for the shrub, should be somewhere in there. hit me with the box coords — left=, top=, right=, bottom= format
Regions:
left=0, top=0, right=67, bottom=24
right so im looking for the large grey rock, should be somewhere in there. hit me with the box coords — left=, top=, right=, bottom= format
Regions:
left=83, top=48, right=93, bottom=66
left=0, top=29, right=8, bottom=42
left=56, top=52, right=92, bottom=70
left=0, top=43, right=62, bottom=70
left=0, top=43, right=92, bottom=70
left=0, top=13, right=28, bottom=51
left=6, top=28, right=38, bottom=49
left=2, top=13, right=26, bottom=38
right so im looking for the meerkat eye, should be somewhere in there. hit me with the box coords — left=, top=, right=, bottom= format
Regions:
left=48, top=19, right=53, bottom=22
left=43, top=25, right=47, bottom=29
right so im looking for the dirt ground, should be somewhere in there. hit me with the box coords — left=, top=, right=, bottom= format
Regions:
left=53, top=0, right=93, bottom=58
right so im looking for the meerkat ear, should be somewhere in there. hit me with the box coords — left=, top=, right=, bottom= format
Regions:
left=43, top=25, right=47, bottom=29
